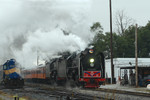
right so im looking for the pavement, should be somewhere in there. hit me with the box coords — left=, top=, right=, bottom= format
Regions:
left=100, top=82, right=150, bottom=94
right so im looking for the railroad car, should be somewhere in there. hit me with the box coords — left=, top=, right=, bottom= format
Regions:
left=22, top=65, right=47, bottom=83
left=2, top=59, right=24, bottom=88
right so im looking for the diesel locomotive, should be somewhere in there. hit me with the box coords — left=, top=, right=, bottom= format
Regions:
left=23, top=47, right=105, bottom=88
left=1, top=59, right=24, bottom=88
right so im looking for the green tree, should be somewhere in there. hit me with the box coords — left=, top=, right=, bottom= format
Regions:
left=90, top=21, right=150, bottom=58
left=90, top=22, right=107, bottom=55
left=91, top=22, right=103, bottom=34
left=138, top=21, right=150, bottom=57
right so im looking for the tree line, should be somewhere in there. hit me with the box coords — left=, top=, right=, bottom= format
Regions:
left=91, top=21, right=150, bottom=58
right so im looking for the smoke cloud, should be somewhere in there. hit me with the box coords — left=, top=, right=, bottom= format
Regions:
left=0, top=0, right=94, bottom=68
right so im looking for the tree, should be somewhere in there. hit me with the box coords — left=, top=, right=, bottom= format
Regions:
left=90, top=22, right=107, bottom=55
left=138, top=21, right=150, bottom=57
left=91, top=22, right=103, bottom=34
left=120, top=25, right=135, bottom=57
left=91, top=20, right=150, bottom=58
left=91, top=22, right=114, bottom=58
left=115, top=10, right=135, bottom=35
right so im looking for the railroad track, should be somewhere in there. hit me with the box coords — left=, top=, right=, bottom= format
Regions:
left=24, top=83, right=113, bottom=100
left=5, top=86, right=109, bottom=100
left=5, top=82, right=148, bottom=100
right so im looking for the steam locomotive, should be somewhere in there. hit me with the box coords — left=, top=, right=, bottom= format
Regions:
left=1, top=59, right=24, bottom=88
left=23, top=47, right=105, bottom=88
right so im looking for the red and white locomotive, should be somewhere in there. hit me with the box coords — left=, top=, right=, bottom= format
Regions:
left=74, top=48, right=105, bottom=88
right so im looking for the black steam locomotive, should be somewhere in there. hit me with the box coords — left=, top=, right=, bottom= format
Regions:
left=45, top=47, right=105, bottom=88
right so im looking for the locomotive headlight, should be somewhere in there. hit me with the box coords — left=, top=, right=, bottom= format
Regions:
left=90, top=63, right=94, bottom=67
left=90, top=58, right=94, bottom=63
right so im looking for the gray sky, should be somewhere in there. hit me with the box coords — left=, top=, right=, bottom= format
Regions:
left=0, top=0, right=149, bottom=67
left=1, top=0, right=149, bottom=32
left=54, top=0, right=150, bottom=32
left=91, top=0, right=150, bottom=32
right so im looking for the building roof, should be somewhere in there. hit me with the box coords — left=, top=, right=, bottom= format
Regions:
left=105, top=58, right=150, bottom=68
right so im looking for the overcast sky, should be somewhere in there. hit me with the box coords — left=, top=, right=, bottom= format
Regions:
left=0, top=0, right=150, bottom=66
left=1, top=0, right=149, bottom=33
left=91, top=0, right=150, bottom=32
left=52, top=0, right=150, bottom=32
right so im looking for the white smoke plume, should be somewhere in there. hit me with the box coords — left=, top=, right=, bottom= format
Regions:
left=0, top=0, right=94, bottom=68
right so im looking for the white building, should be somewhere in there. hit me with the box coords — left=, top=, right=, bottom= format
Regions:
left=105, top=58, right=150, bottom=81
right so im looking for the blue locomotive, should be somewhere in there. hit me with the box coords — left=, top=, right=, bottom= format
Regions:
left=2, top=59, right=24, bottom=88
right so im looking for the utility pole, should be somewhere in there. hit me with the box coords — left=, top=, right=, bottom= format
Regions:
left=135, top=24, right=138, bottom=87
left=37, top=50, right=39, bottom=66
left=109, top=0, right=114, bottom=84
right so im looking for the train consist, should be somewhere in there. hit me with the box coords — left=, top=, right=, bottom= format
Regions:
left=0, top=59, right=24, bottom=88
left=23, top=47, right=105, bottom=88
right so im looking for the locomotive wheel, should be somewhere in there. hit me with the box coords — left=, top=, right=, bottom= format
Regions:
left=55, top=75, right=62, bottom=86
left=50, top=76, right=57, bottom=86
left=65, top=79, right=76, bottom=88
left=74, top=75, right=80, bottom=87
left=50, top=71, right=58, bottom=86
left=18, top=79, right=24, bottom=88
left=50, top=79, right=57, bottom=87
left=21, top=79, right=24, bottom=86
left=4, top=79, right=12, bottom=88
left=4, top=81, right=8, bottom=88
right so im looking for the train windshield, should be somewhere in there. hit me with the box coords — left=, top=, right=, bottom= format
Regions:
left=3, top=65, right=7, bottom=70
left=81, top=52, right=102, bottom=71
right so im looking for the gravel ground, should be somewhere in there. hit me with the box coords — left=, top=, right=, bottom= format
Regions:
left=0, top=87, right=70, bottom=100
